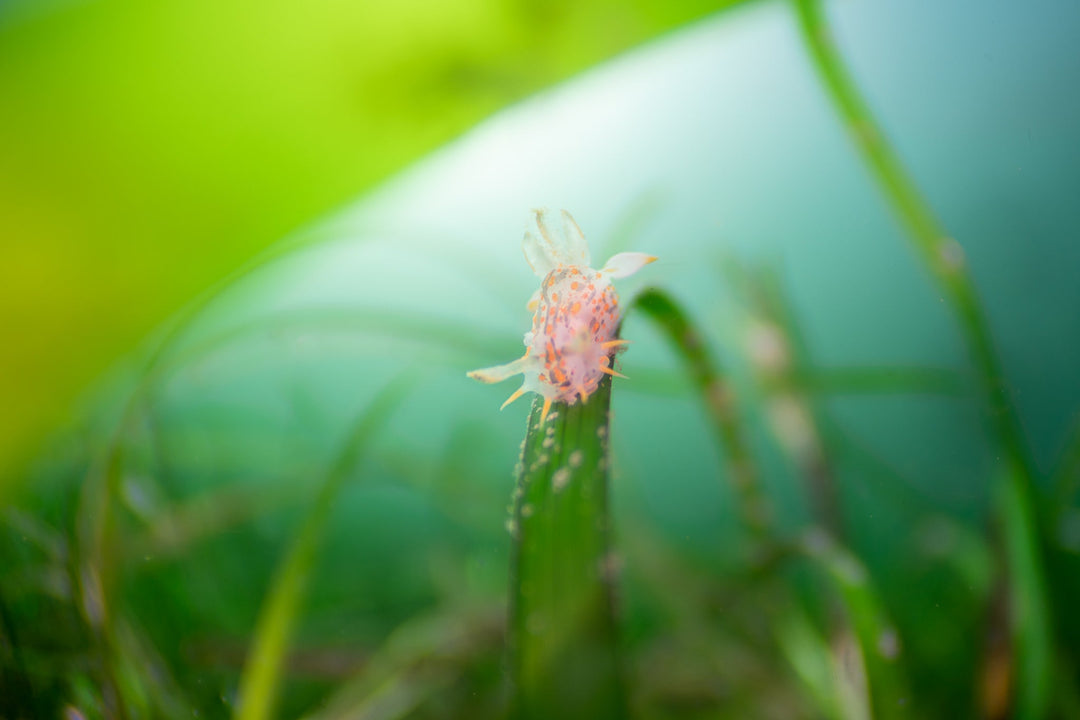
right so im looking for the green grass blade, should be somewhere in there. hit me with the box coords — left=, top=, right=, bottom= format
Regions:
left=775, top=609, right=846, bottom=720
left=797, top=366, right=963, bottom=397
left=789, top=4, right=1051, bottom=712
left=731, top=262, right=844, bottom=538
left=788, top=0, right=1030, bottom=470
left=67, top=223, right=369, bottom=718
left=800, top=530, right=910, bottom=720
left=509, top=374, right=625, bottom=720
left=629, top=288, right=769, bottom=535
left=234, top=375, right=413, bottom=720
left=728, top=265, right=911, bottom=714
left=997, top=466, right=1052, bottom=720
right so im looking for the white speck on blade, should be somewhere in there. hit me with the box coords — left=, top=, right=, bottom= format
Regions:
left=878, top=629, right=901, bottom=659
left=568, top=450, right=584, bottom=468
left=745, top=319, right=789, bottom=374
left=939, top=237, right=966, bottom=273
left=528, top=453, right=551, bottom=474
left=80, top=566, right=105, bottom=629
left=552, top=468, right=571, bottom=492
left=599, top=551, right=624, bottom=583
left=542, top=436, right=554, bottom=448
left=521, top=503, right=534, bottom=517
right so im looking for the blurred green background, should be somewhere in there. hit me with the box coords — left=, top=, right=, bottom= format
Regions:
left=0, top=0, right=742, bottom=487
left=3, top=0, right=1080, bottom=717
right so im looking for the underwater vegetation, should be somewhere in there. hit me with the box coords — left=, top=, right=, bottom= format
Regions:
left=3, top=0, right=1080, bottom=718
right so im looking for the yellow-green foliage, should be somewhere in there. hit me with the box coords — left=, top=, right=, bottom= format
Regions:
left=0, top=0, right=749, bottom=487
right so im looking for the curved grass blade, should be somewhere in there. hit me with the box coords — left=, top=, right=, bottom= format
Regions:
left=727, top=261, right=843, bottom=539
left=509, top=374, right=625, bottom=720
left=775, top=608, right=847, bottom=720
left=234, top=374, right=413, bottom=720
left=996, top=463, right=1052, bottom=720
left=719, top=261, right=911, bottom=713
left=799, top=529, right=910, bottom=720
left=628, top=288, right=769, bottom=536
left=790, top=1, right=1051, bottom=714
left=68, top=223, right=376, bottom=717
left=788, top=0, right=1031, bottom=475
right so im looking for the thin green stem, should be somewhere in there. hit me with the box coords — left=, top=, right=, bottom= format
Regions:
left=234, top=374, right=412, bottom=720
left=790, top=0, right=1031, bottom=482
left=790, top=1, right=1050, bottom=715
left=629, top=288, right=769, bottom=536
left=731, top=262, right=843, bottom=540
left=799, top=529, right=910, bottom=720
left=996, top=466, right=1052, bottom=720
left=72, top=224, right=347, bottom=715
left=798, top=365, right=963, bottom=396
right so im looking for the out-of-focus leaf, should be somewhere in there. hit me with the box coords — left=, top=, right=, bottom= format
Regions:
left=235, top=375, right=413, bottom=720
left=0, top=0, right=759, bottom=486
left=799, top=529, right=910, bottom=720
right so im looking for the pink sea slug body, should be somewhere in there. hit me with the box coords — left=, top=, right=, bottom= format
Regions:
left=468, top=209, right=656, bottom=423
